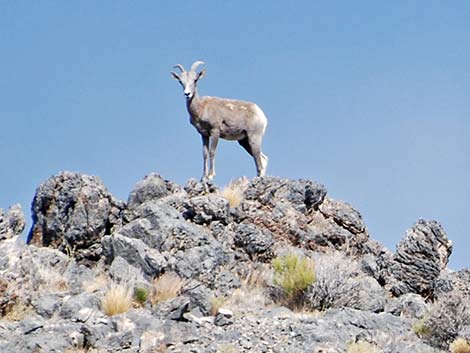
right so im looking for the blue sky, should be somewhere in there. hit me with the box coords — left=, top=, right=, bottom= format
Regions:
left=1, top=1, right=469, bottom=269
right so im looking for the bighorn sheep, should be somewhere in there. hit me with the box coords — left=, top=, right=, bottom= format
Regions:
left=171, top=61, right=268, bottom=181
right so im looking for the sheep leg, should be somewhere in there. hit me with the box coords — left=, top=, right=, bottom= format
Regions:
left=207, top=131, right=219, bottom=180
left=247, top=136, right=266, bottom=177
left=238, top=137, right=253, bottom=156
left=201, top=135, right=210, bottom=181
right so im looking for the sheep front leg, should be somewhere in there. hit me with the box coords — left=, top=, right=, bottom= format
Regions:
left=201, top=135, right=210, bottom=181
left=207, top=130, right=219, bottom=180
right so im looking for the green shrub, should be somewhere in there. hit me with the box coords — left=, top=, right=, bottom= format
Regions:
left=134, top=287, right=148, bottom=306
left=272, top=253, right=315, bottom=308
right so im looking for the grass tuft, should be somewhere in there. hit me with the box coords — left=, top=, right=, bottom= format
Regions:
left=101, top=283, right=133, bottom=316
left=450, top=338, right=470, bottom=353
left=221, top=179, right=247, bottom=208
left=150, top=272, right=184, bottom=306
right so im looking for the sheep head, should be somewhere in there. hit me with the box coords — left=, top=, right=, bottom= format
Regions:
left=171, top=61, right=206, bottom=100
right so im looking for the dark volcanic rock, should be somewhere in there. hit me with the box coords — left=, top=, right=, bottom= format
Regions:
left=233, top=223, right=274, bottom=262
left=387, top=219, right=452, bottom=297
left=27, top=172, right=124, bottom=263
left=183, top=194, right=230, bottom=225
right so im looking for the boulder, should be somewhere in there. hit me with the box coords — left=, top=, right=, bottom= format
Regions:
left=387, top=219, right=452, bottom=296
left=27, top=172, right=124, bottom=263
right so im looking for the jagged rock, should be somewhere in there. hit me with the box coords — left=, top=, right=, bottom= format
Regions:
left=153, top=296, right=191, bottom=321
left=102, top=233, right=168, bottom=278
left=233, top=223, right=274, bottom=261
left=0, top=204, right=25, bottom=240
left=182, top=280, right=214, bottom=316
left=32, top=293, right=62, bottom=318
left=320, top=198, right=366, bottom=235
left=127, top=173, right=181, bottom=213
left=183, top=194, right=230, bottom=225
left=244, top=176, right=327, bottom=212
left=184, top=178, right=219, bottom=197
left=27, top=172, right=124, bottom=263
left=387, top=219, right=453, bottom=297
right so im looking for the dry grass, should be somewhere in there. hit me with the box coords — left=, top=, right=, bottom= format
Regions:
left=150, top=272, right=184, bottom=306
left=221, top=178, right=248, bottom=208
left=450, top=338, right=470, bottom=353
left=2, top=299, right=34, bottom=321
left=346, top=341, right=378, bottom=353
left=225, top=267, right=269, bottom=312
left=210, top=296, right=227, bottom=316
left=37, top=267, right=69, bottom=292
left=83, top=273, right=109, bottom=293
left=101, top=282, right=133, bottom=316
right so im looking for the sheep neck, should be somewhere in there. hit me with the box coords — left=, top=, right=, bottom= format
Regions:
left=186, top=91, right=202, bottom=118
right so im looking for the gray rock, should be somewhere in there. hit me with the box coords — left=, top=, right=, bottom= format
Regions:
left=183, top=194, right=230, bottom=225
left=127, top=173, right=180, bottom=213
left=59, top=292, right=100, bottom=320
left=109, top=256, right=148, bottom=287
left=385, top=293, right=428, bottom=319
left=27, top=172, right=124, bottom=263
left=388, top=219, right=452, bottom=296
left=102, top=233, right=167, bottom=278
left=0, top=204, right=25, bottom=240
left=154, top=295, right=191, bottom=321
left=32, top=293, right=62, bottom=318
left=184, top=178, right=219, bottom=197
left=233, top=223, right=274, bottom=262
left=183, top=280, right=214, bottom=316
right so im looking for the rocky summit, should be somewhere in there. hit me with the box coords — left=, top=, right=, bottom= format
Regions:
left=0, top=171, right=469, bottom=353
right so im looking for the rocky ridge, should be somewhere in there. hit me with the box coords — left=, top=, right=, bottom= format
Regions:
left=0, top=171, right=469, bottom=353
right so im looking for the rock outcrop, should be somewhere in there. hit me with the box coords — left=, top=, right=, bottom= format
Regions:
left=0, top=171, right=467, bottom=353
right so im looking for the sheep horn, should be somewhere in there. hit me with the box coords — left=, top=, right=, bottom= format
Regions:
left=173, top=64, right=185, bottom=72
left=190, top=61, right=205, bottom=72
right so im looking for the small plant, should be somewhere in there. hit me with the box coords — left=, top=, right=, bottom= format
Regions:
left=2, top=299, right=34, bottom=321
left=272, top=253, right=315, bottom=309
left=413, top=318, right=430, bottom=338
left=450, top=338, right=470, bottom=353
left=150, top=272, right=184, bottom=306
left=101, top=283, right=133, bottom=316
left=347, top=340, right=378, bottom=353
left=134, top=287, right=148, bottom=306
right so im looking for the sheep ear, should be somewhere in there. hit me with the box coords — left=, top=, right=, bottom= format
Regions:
left=171, top=72, right=181, bottom=81
left=197, top=69, right=206, bottom=80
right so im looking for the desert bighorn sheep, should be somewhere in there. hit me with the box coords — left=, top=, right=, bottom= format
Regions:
left=171, top=61, right=268, bottom=181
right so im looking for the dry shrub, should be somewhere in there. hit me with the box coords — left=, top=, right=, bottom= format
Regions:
left=221, top=178, right=248, bottom=208
left=37, top=267, right=69, bottom=292
left=416, top=291, right=470, bottom=349
left=304, top=251, right=370, bottom=311
left=450, top=338, right=470, bottom=353
left=101, top=282, right=133, bottom=316
left=347, top=341, right=378, bottom=353
left=150, top=272, right=184, bottom=306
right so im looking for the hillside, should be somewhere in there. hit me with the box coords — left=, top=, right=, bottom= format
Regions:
left=0, top=172, right=469, bottom=353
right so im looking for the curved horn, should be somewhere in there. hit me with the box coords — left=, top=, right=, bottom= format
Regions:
left=173, top=64, right=185, bottom=72
left=190, top=61, right=205, bottom=72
